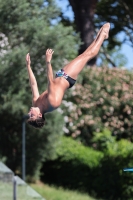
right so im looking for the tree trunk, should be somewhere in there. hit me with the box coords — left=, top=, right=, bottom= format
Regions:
left=68, top=0, right=98, bottom=66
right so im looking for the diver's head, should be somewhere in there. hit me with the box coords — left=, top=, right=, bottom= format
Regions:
left=27, top=107, right=45, bottom=128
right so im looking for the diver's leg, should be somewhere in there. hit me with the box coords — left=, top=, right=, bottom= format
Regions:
left=63, top=23, right=110, bottom=80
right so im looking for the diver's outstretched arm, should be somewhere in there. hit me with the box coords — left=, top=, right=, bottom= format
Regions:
left=45, top=49, right=54, bottom=83
left=26, top=53, right=39, bottom=105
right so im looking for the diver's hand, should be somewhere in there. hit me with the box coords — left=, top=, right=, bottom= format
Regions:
left=45, top=49, right=54, bottom=63
left=26, top=53, right=31, bottom=66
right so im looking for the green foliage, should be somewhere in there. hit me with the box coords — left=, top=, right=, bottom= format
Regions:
left=62, top=67, right=133, bottom=144
left=92, top=129, right=133, bottom=156
left=0, top=0, right=80, bottom=180
left=91, top=129, right=115, bottom=152
left=55, top=136, right=103, bottom=167
left=91, top=129, right=133, bottom=200
left=42, top=133, right=133, bottom=200
left=41, top=136, right=103, bottom=193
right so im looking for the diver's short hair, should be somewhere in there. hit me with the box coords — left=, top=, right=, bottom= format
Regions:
left=27, top=115, right=45, bottom=129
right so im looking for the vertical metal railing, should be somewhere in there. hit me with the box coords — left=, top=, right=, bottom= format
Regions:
left=22, top=115, right=29, bottom=181
left=13, top=176, right=17, bottom=200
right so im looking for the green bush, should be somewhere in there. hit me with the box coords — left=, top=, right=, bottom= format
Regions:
left=91, top=129, right=133, bottom=199
left=42, top=134, right=133, bottom=200
left=62, top=67, right=133, bottom=144
left=41, top=136, right=103, bottom=193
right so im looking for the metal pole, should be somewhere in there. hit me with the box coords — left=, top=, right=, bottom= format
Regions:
left=22, top=115, right=29, bottom=181
left=13, top=176, right=17, bottom=200
left=22, top=119, right=26, bottom=181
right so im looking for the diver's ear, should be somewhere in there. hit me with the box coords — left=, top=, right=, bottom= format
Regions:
left=38, top=113, right=42, bottom=117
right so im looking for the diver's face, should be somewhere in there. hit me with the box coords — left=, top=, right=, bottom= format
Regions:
left=28, top=107, right=42, bottom=120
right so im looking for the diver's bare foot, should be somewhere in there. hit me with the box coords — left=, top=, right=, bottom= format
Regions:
left=102, top=23, right=110, bottom=39
left=96, top=23, right=110, bottom=41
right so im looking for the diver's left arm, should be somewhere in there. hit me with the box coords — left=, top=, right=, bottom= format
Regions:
left=26, top=53, right=39, bottom=105
left=45, top=49, right=54, bottom=84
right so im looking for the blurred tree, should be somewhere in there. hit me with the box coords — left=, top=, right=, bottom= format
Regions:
left=96, top=0, right=133, bottom=50
left=68, top=0, right=98, bottom=66
left=0, top=0, right=80, bottom=180
left=98, top=45, right=127, bottom=68
left=59, top=0, right=133, bottom=67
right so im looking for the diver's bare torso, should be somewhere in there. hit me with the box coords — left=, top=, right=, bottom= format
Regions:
left=34, top=77, right=69, bottom=113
